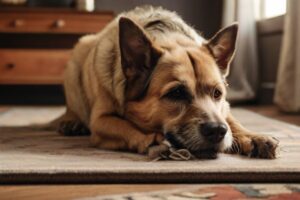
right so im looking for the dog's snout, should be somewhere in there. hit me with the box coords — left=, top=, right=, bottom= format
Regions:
left=200, top=122, right=228, bottom=143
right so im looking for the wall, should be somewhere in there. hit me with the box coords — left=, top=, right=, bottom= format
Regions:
left=95, top=0, right=223, bottom=38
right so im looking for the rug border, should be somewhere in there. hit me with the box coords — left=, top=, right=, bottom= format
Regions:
left=1, top=171, right=300, bottom=184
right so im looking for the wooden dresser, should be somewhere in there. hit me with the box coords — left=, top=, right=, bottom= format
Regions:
left=0, top=8, right=113, bottom=85
left=0, top=8, right=113, bottom=104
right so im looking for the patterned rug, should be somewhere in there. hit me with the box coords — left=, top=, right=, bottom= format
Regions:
left=0, top=107, right=300, bottom=183
left=77, top=184, right=300, bottom=200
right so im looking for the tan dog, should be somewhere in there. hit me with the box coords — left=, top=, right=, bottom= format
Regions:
left=58, top=6, right=278, bottom=159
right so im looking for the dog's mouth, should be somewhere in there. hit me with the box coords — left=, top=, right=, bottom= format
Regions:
left=165, top=132, right=220, bottom=159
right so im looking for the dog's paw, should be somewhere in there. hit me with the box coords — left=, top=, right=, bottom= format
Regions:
left=230, top=134, right=279, bottom=159
left=58, top=120, right=90, bottom=136
left=249, top=135, right=279, bottom=159
left=134, top=132, right=164, bottom=154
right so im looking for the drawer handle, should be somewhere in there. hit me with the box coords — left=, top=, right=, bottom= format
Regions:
left=12, top=19, right=25, bottom=27
left=54, top=19, right=66, bottom=28
left=5, top=63, right=15, bottom=69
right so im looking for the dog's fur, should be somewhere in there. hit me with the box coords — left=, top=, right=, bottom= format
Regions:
left=58, top=6, right=278, bottom=159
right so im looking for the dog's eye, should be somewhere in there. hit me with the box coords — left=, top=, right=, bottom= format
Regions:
left=164, top=86, right=191, bottom=102
left=213, top=88, right=222, bottom=100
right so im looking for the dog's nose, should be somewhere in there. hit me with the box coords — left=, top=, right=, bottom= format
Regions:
left=200, top=122, right=228, bottom=143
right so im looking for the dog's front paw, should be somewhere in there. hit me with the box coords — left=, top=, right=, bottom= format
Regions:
left=58, top=120, right=90, bottom=136
left=249, top=135, right=278, bottom=159
left=230, top=134, right=279, bottom=159
left=137, top=132, right=164, bottom=154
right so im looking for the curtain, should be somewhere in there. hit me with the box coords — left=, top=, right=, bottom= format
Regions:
left=222, top=0, right=259, bottom=102
left=274, top=0, right=300, bottom=113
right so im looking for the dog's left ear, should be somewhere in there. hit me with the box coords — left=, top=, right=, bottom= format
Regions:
left=206, top=24, right=238, bottom=76
left=119, top=17, right=162, bottom=100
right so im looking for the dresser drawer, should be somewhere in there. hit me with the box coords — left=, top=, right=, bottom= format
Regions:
left=0, top=9, right=114, bottom=34
left=0, top=49, right=71, bottom=84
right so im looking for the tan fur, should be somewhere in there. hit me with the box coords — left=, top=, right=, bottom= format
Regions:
left=60, top=6, right=278, bottom=158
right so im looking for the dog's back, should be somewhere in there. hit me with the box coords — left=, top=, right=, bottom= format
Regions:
left=123, top=6, right=204, bottom=44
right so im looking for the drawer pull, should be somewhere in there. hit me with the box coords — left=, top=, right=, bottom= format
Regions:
left=12, top=19, right=25, bottom=27
left=54, top=19, right=66, bottom=28
left=5, top=63, right=15, bottom=69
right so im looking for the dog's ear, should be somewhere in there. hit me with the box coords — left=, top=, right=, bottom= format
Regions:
left=119, top=17, right=162, bottom=100
left=206, top=23, right=238, bottom=76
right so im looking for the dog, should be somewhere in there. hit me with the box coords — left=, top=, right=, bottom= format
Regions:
left=57, top=6, right=278, bottom=159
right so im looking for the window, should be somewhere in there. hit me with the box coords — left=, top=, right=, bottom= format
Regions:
left=254, top=0, right=287, bottom=19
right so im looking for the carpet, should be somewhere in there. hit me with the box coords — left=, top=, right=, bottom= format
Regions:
left=77, top=184, right=300, bottom=200
left=0, top=107, right=299, bottom=184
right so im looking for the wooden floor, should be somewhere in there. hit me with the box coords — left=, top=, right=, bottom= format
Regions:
left=0, top=104, right=299, bottom=200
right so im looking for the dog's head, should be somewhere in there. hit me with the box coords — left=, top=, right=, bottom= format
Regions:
left=119, top=17, right=238, bottom=158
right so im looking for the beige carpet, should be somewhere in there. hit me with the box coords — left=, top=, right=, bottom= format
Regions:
left=0, top=107, right=299, bottom=183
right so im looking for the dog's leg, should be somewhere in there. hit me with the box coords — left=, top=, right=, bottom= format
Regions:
left=226, top=113, right=278, bottom=159
left=58, top=109, right=90, bottom=136
left=90, top=115, right=163, bottom=154
left=89, top=102, right=163, bottom=154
